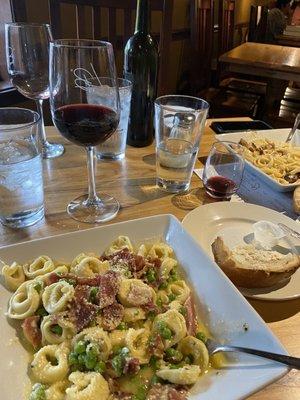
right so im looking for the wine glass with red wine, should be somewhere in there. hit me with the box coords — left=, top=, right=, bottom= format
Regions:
left=49, top=40, right=120, bottom=223
left=203, top=141, right=244, bottom=200
left=5, top=23, right=64, bottom=159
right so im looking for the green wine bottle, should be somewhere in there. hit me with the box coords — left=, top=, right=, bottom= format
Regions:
left=124, top=0, right=158, bottom=147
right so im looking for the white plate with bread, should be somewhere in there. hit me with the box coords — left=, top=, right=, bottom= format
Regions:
left=182, top=203, right=300, bottom=301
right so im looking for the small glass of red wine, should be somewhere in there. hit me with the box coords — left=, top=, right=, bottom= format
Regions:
left=49, top=39, right=120, bottom=223
left=203, top=141, right=244, bottom=200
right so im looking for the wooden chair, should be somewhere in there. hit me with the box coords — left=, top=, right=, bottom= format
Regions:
left=248, top=5, right=268, bottom=43
left=12, top=0, right=174, bottom=96
left=190, top=0, right=214, bottom=93
left=218, top=0, right=235, bottom=57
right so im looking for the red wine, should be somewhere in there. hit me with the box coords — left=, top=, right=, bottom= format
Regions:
left=53, top=104, right=119, bottom=147
left=124, top=0, right=158, bottom=147
left=205, top=176, right=237, bottom=199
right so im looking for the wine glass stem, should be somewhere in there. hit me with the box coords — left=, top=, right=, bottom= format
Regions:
left=36, top=99, right=48, bottom=146
left=86, top=146, right=102, bottom=205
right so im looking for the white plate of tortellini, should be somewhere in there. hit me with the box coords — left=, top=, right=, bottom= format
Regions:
left=0, top=214, right=289, bottom=400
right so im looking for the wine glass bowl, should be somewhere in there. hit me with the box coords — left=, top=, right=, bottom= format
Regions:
left=50, top=39, right=120, bottom=223
left=5, top=23, right=64, bottom=159
left=203, top=141, right=245, bottom=200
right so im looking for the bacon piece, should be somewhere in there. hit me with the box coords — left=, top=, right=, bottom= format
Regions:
left=102, top=248, right=146, bottom=277
left=22, top=316, right=41, bottom=348
left=44, top=272, right=62, bottom=286
left=70, top=285, right=99, bottom=331
left=96, top=271, right=120, bottom=309
left=148, top=333, right=164, bottom=358
left=123, top=357, right=140, bottom=375
left=102, top=302, right=124, bottom=331
left=184, top=295, right=197, bottom=336
left=168, top=387, right=188, bottom=400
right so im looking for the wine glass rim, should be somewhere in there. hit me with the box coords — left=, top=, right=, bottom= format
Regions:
left=51, top=39, right=112, bottom=49
left=0, top=107, right=40, bottom=131
left=155, top=95, right=209, bottom=111
left=5, top=22, right=51, bottom=28
left=211, top=140, right=244, bottom=153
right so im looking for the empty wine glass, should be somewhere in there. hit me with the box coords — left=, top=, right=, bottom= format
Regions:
left=5, top=23, right=64, bottom=159
left=49, top=39, right=120, bottom=223
left=203, top=141, right=245, bottom=199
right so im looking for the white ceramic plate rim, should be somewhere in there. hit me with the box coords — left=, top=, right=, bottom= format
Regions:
left=216, top=129, right=299, bottom=191
left=0, top=214, right=289, bottom=400
left=182, top=203, right=300, bottom=301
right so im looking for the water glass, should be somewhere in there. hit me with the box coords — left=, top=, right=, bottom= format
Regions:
left=203, top=141, right=245, bottom=199
left=88, top=78, right=132, bottom=160
left=154, top=95, right=209, bottom=192
left=0, top=108, right=44, bottom=228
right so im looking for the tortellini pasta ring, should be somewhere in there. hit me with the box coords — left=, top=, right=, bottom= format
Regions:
left=167, top=280, right=190, bottom=304
left=31, top=342, right=70, bottom=384
left=72, top=327, right=112, bottom=361
left=104, top=235, right=133, bottom=256
left=70, top=253, right=109, bottom=277
left=41, top=314, right=76, bottom=345
left=66, top=371, right=109, bottom=400
left=177, top=336, right=209, bottom=371
left=7, top=280, right=40, bottom=319
left=42, top=281, right=75, bottom=314
left=153, top=309, right=187, bottom=348
left=23, top=255, right=55, bottom=279
left=156, top=365, right=201, bottom=385
left=125, top=328, right=150, bottom=364
left=118, top=279, right=155, bottom=307
left=148, top=243, right=173, bottom=260
left=2, top=261, right=25, bottom=291
left=45, top=380, right=69, bottom=400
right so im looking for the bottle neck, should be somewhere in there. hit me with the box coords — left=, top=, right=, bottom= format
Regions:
left=135, top=0, right=150, bottom=34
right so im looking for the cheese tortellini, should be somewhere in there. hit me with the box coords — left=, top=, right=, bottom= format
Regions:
left=23, top=256, right=55, bottom=279
left=153, top=309, right=187, bottom=348
left=125, top=328, right=150, bottom=364
left=167, top=280, right=190, bottom=304
left=2, top=261, right=25, bottom=291
left=7, top=280, right=40, bottom=319
left=178, top=336, right=209, bottom=370
left=72, top=327, right=112, bottom=361
left=31, top=342, right=70, bottom=384
left=70, top=253, right=109, bottom=277
left=118, top=279, right=155, bottom=306
left=104, top=235, right=133, bottom=256
left=66, top=372, right=109, bottom=400
left=156, top=365, right=201, bottom=385
left=41, top=314, right=76, bottom=344
left=42, top=281, right=75, bottom=314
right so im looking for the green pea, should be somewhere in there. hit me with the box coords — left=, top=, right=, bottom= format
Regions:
left=117, top=322, right=128, bottom=331
left=35, top=306, right=48, bottom=317
left=89, top=287, right=99, bottom=303
left=158, top=281, right=168, bottom=290
left=111, top=354, right=123, bottom=377
left=169, top=363, right=180, bottom=369
left=149, top=355, right=158, bottom=369
left=33, top=282, right=43, bottom=294
left=29, top=383, right=46, bottom=400
left=78, top=354, right=86, bottom=365
left=165, top=347, right=183, bottom=363
left=179, top=306, right=187, bottom=316
left=74, top=340, right=86, bottom=355
left=146, top=269, right=156, bottom=283
left=161, top=327, right=172, bottom=340
left=87, top=343, right=100, bottom=357
left=50, top=325, right=63, bottom=336
left=85, top=353, right=97, bottom=370
left=168, top=293, right=176, bottom=302
left=156, top=298, right=163, bottom=308
left=68, top=352, right=78, bottom=366
left=196, top=332, right=207, bottom=343
left=95, top=360, right=106, bottom=373
left=150, top=375, right=162, bottom=385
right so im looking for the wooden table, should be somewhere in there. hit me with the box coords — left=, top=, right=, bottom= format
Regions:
left=219, top=42, right=300, bottom=82
left=1, top=120, right=299, bottom=400
left=276, top=34, right=300, bottom=48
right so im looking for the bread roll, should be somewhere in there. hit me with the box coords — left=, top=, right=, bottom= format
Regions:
left=211, top=237, right=300, bottom=288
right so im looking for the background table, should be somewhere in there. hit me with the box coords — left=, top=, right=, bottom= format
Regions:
left=0, top=120, right=299, bottom=399
left=219, top=42, right=300, bottom=82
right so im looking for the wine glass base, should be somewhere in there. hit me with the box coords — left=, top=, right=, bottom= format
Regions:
left=42, top=142, right=65, bottom=159
left=67, top=193, right=119, bottom=223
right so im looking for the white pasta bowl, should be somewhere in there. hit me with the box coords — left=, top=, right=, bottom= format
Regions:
left=0, top=214, right=288, bottom=400
left=216, top=128, right=300, bottom=192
